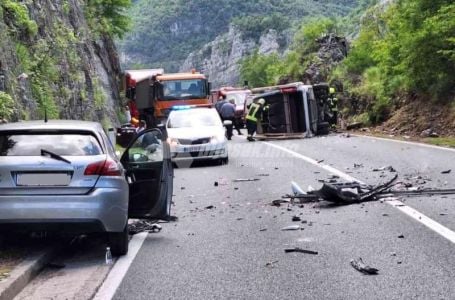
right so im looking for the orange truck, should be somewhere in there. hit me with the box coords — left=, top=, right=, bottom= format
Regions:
left=123, top=69, right=211, bottom=127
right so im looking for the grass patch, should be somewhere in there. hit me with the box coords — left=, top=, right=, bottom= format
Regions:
left=423, top=137, right=455, bottom=148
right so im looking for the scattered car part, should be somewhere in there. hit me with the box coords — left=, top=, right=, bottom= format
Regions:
left=281, top=225, right=301, bottom=231
left=233, top=178, right=260, bottom=182
left=441, top=169, right=451, bottom=174
left=284, top=248, right=318, bottom=255
left=350, top=258, right=378, bottom=275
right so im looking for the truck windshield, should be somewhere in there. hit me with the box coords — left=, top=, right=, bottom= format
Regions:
left=161, top=79, right=207, bottom=100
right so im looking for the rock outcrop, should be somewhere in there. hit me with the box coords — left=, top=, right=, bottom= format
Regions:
left=301, top=34, right=348, bottom=85
left=180, top=26, right=289, bottom=87
left=0, top=1, right=121, bottom=126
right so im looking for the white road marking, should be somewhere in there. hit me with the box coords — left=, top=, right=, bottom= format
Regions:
left=388, top=199, right=455, bottom=244
left=354, top=134, right=455, bottom=153
left=264, top=141, right=455, bottom=244
left=93, top=232, right=148, bottom=300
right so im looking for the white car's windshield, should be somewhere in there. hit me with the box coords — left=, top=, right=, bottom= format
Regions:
left=167, top=109, right=221, bottom=129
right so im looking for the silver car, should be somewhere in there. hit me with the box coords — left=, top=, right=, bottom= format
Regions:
left=0, top=120, right=173, bottom=255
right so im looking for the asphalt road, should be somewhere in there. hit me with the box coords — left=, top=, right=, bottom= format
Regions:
left=113, top=133, right=455, bottom=300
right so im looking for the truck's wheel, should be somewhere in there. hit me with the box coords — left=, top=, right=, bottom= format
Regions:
left=108, top=225, right=129, bottom=256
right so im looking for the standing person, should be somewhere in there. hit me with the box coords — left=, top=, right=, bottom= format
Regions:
left=245, top=98, right=267, bottom=142
left=215, top=95, right=227, bottom=115
left=328, top=87, right=338, bottom=127
left=220, top=99, right=236, bottom=140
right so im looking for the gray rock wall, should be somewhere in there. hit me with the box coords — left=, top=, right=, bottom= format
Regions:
left=180, top=26, right=288, bottom=88
left=0, top=0, right=121, bottom=126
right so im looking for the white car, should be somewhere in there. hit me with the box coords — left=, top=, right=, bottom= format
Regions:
left=166, top=107, right=229, bottom=164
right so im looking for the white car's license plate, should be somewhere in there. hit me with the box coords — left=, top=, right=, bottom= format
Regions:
left=16, top=173, right=71, bottom=186
left=184, top=146, right=202, bottom=152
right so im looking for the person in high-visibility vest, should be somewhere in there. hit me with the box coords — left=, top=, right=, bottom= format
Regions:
left=328, top=87, right=338, bottom=126
left=245, top=98, right=267, bottom=142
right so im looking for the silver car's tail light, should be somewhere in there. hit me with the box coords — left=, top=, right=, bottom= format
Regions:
left=84, top=159, right=121, bottom=176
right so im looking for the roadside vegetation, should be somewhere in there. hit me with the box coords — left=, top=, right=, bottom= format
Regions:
left=0, top=1, right=130, bottom=121
left=240, top=0, right=455, bottom=130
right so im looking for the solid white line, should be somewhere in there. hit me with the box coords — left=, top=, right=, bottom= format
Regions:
left=93, top=232, right=148, bottom=300
left=264, top=142, right=363, bottom=183
left=388, top=200, right=455, bottom=243
left=354, top=134, right=455, bottom=153
left=264, top=141, right=455, bottom=245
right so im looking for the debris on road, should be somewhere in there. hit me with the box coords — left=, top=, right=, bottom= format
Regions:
left=214, top=181, right=219, bottom=186
left=233, top=178, right=260, bottom=182
left=129, top=220, right=162, bottom=235
left=292, top=216, right=301, bottom=222
left=373, top=166, right=396, bottom=172
left=257, top=174, right=270, bottom=177
left=441, top=169, right=451, bottom=174
left=281, top=225, right=301, bottom=231
left=265, top=260, right=279, bottom=268
left=271, top=199, right=291, bottom=207
left=259, top=228, right=267, bottom=232
left=283, top=175, right=398, bottom=205
left=398, top=234, right=405, bottom=239
left=205, top=205, right=215, bottom=210
left=317, top=159, right=324, bottom=163
left=350, top=258, right=379, bottom=275
left=284, top=248, right=318, bottom=255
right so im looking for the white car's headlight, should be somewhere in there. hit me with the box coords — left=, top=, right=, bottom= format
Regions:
left=210, top=135, right=224, bottom=144
left=167, top=137, right=180, bottom=147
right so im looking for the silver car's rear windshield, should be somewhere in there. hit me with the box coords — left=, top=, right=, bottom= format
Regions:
left=0, top=132, right=103, bottom=156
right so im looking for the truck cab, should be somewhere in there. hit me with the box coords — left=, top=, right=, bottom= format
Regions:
left=123, top=69, right=211, bottom=128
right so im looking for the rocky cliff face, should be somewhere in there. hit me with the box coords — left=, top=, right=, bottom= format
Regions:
left=180, top=26, right=290, bottom=87
left=0, top=0, right=122, bottom=126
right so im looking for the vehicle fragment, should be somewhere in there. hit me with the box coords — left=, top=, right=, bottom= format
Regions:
left=398, top=234, right=405, bottom=238
left=441, top=169, right=451, bottom=174
left=281, top=225, right=301, bottom=231
left=292, top=216, right=301, bottom=222
left=233, top=178, right=260, bottom=182
left=205, top=205, right=215, bottom=210
left=284, top=248, right=318, bottom=255
left=265, top=260, right=279, bottom=268
left=350, top=258, right=379, bottom=275
left=271, top=199, right=291, bottom=207
left=128, top=220, right=162, bottom=235
left=283, top=175, right=398, bottom=205
left=214, top=181, right=219, bottom=186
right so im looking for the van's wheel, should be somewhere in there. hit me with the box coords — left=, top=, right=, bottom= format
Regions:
left=220, top=157, right=229, bottom=165
left=317, top=122, right=330, bottom=135
left=108, top=225, right=129, bottom=256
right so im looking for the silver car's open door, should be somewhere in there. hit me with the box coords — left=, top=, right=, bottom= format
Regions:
left=120, top=129, right=173, bottom=220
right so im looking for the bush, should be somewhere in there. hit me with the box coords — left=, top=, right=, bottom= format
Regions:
left=0, top=92, right=15, bottom=120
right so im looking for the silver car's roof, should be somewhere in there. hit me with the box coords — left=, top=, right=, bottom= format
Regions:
left=0, top=120, right=104, bottom=132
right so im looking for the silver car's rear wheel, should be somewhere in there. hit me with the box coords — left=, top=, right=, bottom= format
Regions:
left=108, top=225, right=129, bottom=256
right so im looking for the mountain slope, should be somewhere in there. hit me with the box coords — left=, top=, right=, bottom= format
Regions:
left=120, top=0, right=359, bottom=70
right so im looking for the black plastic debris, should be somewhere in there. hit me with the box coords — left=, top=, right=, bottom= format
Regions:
left=214, top=181, right=219, bottom=187
left=271, top=199, right=291, bottom=207
left=129, top=221, right=162, bottom=235
left=350, top=258, right=378, bottom=275
left=398, top=234, right=405, bottom=238
left=441, top=169, right=451, bottom=174
left=205, top=205, right=215, bottom=210
left=292, top=216, right=301, bottom=222
left=284, top=248, right=318, bottom=255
